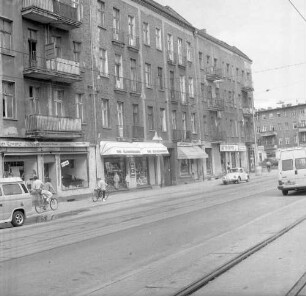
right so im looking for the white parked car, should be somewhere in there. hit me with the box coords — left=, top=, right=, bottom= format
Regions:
left=222, top=168, right=250, bottom=185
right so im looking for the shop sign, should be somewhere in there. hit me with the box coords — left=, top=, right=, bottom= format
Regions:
left=61, top=160, right=69, bottom=167
left=238, top=145, right=247, bottom=152
left=220, top=145, right=238, bottom=152
left=177, top=142, right=193, bottom=147
left=115, top=149, right=141, bottom=154
left=0, top=141, right=89, bottom=148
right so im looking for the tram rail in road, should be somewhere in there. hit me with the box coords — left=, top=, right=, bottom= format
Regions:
left=172, top=215, right=306, bottom=296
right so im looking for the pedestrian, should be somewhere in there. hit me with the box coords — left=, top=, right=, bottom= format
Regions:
left=266, top=161, right=271, bottom=172
left=44, top=177, right=56, bottom=194
left=113, top=172, right=120, bottom=189
left=226, top=162, right=231, bottom=173
left=125, top=173, right=130, bottom=189
left=97, top=177, right=107, bottom=201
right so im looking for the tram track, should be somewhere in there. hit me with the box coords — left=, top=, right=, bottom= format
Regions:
left=172, top=214, right=306, bottom=296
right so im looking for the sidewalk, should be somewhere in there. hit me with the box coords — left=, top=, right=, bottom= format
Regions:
left=27, top=170, right=277, bottom=223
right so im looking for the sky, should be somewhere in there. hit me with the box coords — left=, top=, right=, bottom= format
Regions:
left=154, top=0, right=306, bottom=109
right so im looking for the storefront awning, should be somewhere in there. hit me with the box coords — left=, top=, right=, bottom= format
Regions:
left=100, top=141, right=142, bottom=156
left=177, top=146, right=208, bottom=159
left=100, top=141, right=169, bottom=156
left=136, top=142, right=169, bottom=155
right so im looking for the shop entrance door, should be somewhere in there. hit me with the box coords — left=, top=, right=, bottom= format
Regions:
left=163, top=156, right=172, bottom=186
left=43, top=155, right=57, bottom=190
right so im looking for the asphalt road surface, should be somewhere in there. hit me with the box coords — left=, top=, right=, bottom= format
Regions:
left=1, top=172, right=305, bottom=296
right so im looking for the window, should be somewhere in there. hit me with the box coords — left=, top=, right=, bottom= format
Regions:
left=99, top=48, right=108, bottom=76
left=179, top=75, right=186, bottom=103
left=2, top=81, right=15, bottom=119
left=188, top=77, right=194, bottom=98
left=147, top=106, right=154, bottom=130
left=269, top=113, right=273, bottom=118
left=285, top=137, right=290, bottom=145
left=101, top=99, right=110, bottom=128
left=0, top=18, right=12, bottom=50
left=167, top=34, right=173, bottom=59
left=285, top=122, right=289, bottom=130
left=206, top=55, right=210, bottom=65
left=177, top=38, right=183, bottom=63
left=128, top=15, right=136, bottom=46
left=160, top=108, right=167, bottom=132
left=145, top=63, right=152, bottom=88
left=191, top=113, right=196, bottom=133
left=3, top=184, right=22, bottom=195
left=182, top=112, right=187, bottom=139
left=51, top=36, right=62, bottom=57
left=279, top=138, right=283, bottom=145
left=53, top=89, right=64, bottom=117
left=130, top=58, right=137, bottom=92
left=29, top=86, right=40, bottom=114
left=98, top=1, right=105, bottom=27
left=282, top=159, right=293, bottom=171
left=213, top=58, right=218, bottom=68
left=157, top=67, right=163, bottom=90
left=117, top=102, right=124, bottom=133
left=155, top=28, right=162, bottom=50
left=294, top=135, right=298, bottom=144
left=115, top=54, right=123, bottom=88
left=226, top=63, right=230, bottom=76
left=28, top=29, right=37, bottom=66
left=73, top=41, right=81, bottom=62
left=200, top=83, right=205, bottom=99
left=199, top=52, right=203, bottom=69
left=113, top=8, right=120, bottom=39
left=296, top=158, right=306, bottom=170
left=75, top=94, right=85, bottom=122
left=132, top=104, right=139, bottom=125
left=170, top=71, right=175, bottom=91
left=171, top=110, right=177, bottom=130
left=186, top=41, right=192, bottom=61
left=143, top=22, right=150, bottom=45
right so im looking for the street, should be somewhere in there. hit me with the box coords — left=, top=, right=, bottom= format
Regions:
left=1, top=172, right=306, bottom=296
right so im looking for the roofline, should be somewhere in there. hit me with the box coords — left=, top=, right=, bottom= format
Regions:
left=255, top=103, right=306, bottom=113
left=197, top=30, right=252, bottom=62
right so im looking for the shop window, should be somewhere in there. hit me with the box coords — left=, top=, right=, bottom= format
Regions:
left=135, top=157, right=148, bottom=186
left=60, top=155, right=88, bottom=190
left=104, top=157, right=127, bottom=189
left=180, top=159, right=191, bottom=176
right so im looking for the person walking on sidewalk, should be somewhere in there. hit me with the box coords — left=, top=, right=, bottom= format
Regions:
left=113, top=172, right=120, bottom=190
left=97, top=178, right=108, bottom=201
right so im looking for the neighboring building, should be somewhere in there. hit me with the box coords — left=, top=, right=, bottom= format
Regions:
left=255, top=104, right=306, bottom=160
left=0, top=0, right=254, bottom=195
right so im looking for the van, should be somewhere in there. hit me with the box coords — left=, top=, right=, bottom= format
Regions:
left=0, top=177, right=33, bottom=227
left=277, top=147, right=306, bottom=195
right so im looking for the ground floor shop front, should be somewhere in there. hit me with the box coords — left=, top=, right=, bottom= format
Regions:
left=0, top=141, right=95, bottom=197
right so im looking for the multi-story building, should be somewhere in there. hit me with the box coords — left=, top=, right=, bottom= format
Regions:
left=0, top=0, right=254, bottom=196
left=255, top=104, right=306, bottom=161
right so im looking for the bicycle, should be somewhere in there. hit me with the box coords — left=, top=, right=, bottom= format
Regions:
left=92, top=186, right=110, bottom=202
left=34, top=194, right=58, bottom=214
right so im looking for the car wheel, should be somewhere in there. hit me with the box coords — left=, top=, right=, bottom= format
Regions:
left=223, top=181, right=228, bottom=185
left=11, top=210, right=25, bottom=227
left=237, top=177, right=241, bottom=184
left=282, top=190, right=288, bottom=196
left=246, top=176, right=249, bottom=182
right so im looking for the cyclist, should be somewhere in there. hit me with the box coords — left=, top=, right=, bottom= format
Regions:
left=97, top=177, right=108, bottom=201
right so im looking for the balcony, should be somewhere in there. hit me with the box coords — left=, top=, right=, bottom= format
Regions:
left=205, top=67, right=224, bottom=82
left=297, top=123, right=306, bottom=132
left=129, top=80, right=142, bottom=96
left=207, top=98, right=225, bottom=111
left=112, top=28, right=125, bottom=47
left=169, top=89, right=179, bottom=104
left=127, top=35, right=139, bottom=52
left=132, top=125, right=144, bottom=140
left=114, top=77, right=128, bottom=93
left=241, top=79, right=254, bottom=92
left=25, top=114, right=83, bottom=139
left=178, top=54, right=187, bottom=68
left=172, top=129, right=192, bottom=142
left=242, top=107, right=253, bottom=117
left=22, top=0, right=81, bottom=31
left=23, top=51, right=81, bottom=83
left=167, top=50, right=176, bottom=65
left=260, top=131, right=277, bottom=137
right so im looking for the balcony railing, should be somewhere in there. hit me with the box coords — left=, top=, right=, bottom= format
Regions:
left=172, top=129, right=192, bottom=142
left=127, top=35, right=139, bottom=51
left=25, top=114, right=83, bottom=139
left=259, top=131, right=277, bottom=137
left=132, top=125, right=144, bottom=139
left=167, top=50, right=176, bottom=65
left=23, top=51, right=81, bottom=83
left=207, top=98, right=225, bottom=111
left=205, top=67, right=224, bottom=82
left=241, top=79, right=254, bottom=92
left=114, top=77, right=128, bottom=92
left=178, top=54, right=187, bottom=68
left=22, top=0, right=81, bottom=30
left=242, top=107, right=253, bottom=117
left=112, top=28, right=125, bottom=46
left=129, top=80, right=142, bottom=95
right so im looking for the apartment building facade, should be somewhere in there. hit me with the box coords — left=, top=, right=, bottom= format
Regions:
left=255, top=104, right=306, bottom=160
left=0, top=0, right=254, bottom=195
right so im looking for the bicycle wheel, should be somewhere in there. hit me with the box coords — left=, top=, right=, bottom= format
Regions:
left=92, top=190, right=99, bottom=202
left=35, top=203, right=44, bottom=214
left=50, top=198, right=58, bottom=210
left=105, top=190, right=110, bottom=200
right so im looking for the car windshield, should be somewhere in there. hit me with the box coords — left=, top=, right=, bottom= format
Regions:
left=230, top=168, right=239, bottom=173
